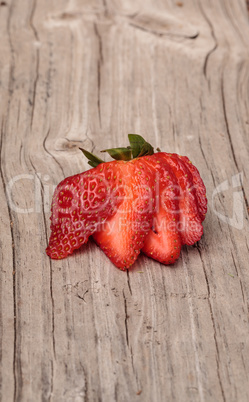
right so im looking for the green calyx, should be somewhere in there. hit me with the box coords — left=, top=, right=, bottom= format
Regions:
left=79, top=148, right=105, bottom=168
left=80, top=134, right=155, bottom=167
left=101, top=147, right=132, bottom=161
left=127, top=134, right=154, bottom=158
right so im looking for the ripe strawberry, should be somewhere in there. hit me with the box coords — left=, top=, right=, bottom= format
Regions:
left=142, top=154, right=182, bottom=264
left=46, top=134, right=207, bottom=269
left=93, top=158, right=156, bottom=270
left=180, top=155, right=207, bottom=221
left=46, top=161, right=123, bottom=259
left=159, top=153, right=203, bottom=245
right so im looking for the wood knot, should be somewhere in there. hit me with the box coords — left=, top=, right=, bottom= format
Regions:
left=54, top=138, right=87, bottom=152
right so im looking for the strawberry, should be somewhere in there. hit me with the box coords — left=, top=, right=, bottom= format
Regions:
left=46, top=134, right=207, bottom=269
left=141, top=152, right=206, bottom=264
left=141, top=154, right=182, bottom=264
left=158, top=153, right=203, bottom=245
left=93, top=158, right=156, bottom=270
left=180, top=155, right=207, bottom=221
left=46, top=138, right=155, bottom=263
left=46, top=161, right=123, bottom=259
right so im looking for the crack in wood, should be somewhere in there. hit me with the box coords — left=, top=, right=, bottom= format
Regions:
left=79, top=362, right=89, bottom=402
left=122, top=290, right=138, bottom=386
left=241, top=186, right=249, bottom=218
left=230, top=250, right=246, bottom=305
left=45, top=41, right=54, bottom=102
left=122, top=290, right=129, bottom=347
left=29, top=0, right=39, bottom=41
left=28, top=158, right=56, bottom=398
left=43, top=128, right=65, bottom=176
left=29, top=0, right=40, bottom=130
left=126, top=270, right=132, bottom=295
left=196, top=245, right=226, bottom=402
left=198, top=135, right=209, bottom=170
left=221, top=68, right=239, bottom=172
left=129, top=22, right=199, bottom=40
left=77, top=289, right=89, bottom=303
left=94, top=23, right=103, bottom=129
left=30, top=49, right=40, bottom=129
left=48, top=360, right=54, bottom=402
left=198, top=1, right=218, bottom=80
left=102, top=0, right=108, bottom=17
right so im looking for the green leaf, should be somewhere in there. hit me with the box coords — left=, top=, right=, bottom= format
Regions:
left=79, top=134, right=154, bottom=167
left=101, top=147, right=132, bottom=161
left=88, top=161, right=100, bottom=168
left=138, top=142, right=154, bottom=157
left=79, top=148, right=105, bottom=167
left=128, top=134, right=146, bottom=158
left=128, top=134, right=154, bottom=158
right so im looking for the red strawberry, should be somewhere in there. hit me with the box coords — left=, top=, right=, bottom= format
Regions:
left=93, top=158, right=156, bottom=270
left=46, top=134, right=207, bottom=269
left=142, top=154, right=182, bottom=264
left=180, top=155, right=207, bottom=221
left=46, top=161, right=123, bottom=259
left=159, top=153, right=203, bottom=245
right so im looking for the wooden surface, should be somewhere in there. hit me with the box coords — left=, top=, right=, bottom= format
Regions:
left=1, top=0, right=249, bottom=401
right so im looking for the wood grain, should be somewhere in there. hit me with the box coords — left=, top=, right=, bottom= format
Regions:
left=1, top=0, right=249, bottom=401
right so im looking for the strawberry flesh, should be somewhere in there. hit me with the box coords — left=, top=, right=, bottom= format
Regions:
left=46, top=162, right=123, bottom=259
left=142, top=154, right=182, bottom=264
left=159, top=153, right=203, bottom=245
left=93, top=158, right=156, bottom=270
left=180, top=155, right=207, bottom=221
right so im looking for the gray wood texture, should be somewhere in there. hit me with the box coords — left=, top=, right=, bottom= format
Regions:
left=1, top=0, right=249, bottom=401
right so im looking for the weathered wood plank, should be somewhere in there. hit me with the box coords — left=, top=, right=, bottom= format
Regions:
left=1, top=0, right=249, bottom=401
